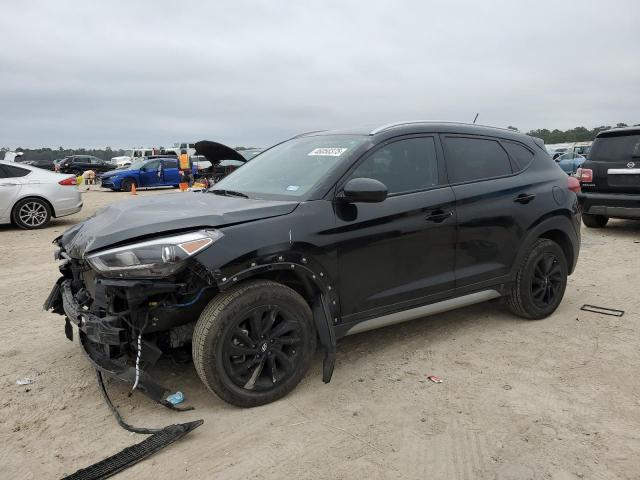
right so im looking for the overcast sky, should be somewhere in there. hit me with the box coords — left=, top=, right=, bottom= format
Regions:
left=1, top=0, right=639, bottom=149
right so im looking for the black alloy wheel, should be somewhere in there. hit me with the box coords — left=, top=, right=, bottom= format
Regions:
left=222, top=305, right=301, bottom=391
left=193, top=280, right=316, bottom=407
left=530, top=253, right=563, bottom=309
left=507, top=238, right=568, bottom=319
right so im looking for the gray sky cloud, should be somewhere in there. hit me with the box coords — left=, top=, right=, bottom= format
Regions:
left=1, top=0, right=639, bottom=148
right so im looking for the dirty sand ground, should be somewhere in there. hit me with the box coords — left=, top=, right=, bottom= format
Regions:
left=1, top=189, right=639, bottom=480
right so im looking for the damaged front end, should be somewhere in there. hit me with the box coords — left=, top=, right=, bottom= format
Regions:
left=44, top=231, right=221, bottom=407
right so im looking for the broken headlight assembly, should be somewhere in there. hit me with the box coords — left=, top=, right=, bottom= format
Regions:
left=86, top=230, right=222, bottom=278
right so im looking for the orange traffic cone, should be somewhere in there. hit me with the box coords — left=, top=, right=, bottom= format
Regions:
left=131, top=183, right=137, bottom=195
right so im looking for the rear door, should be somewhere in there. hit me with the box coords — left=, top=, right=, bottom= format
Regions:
left=443, top=135, right=540, bottom=290
left=160, top=158, right=179, bottom=185
left=584, top=131, right=640, bottom=194
left=0, top=164, right=26, bottom=219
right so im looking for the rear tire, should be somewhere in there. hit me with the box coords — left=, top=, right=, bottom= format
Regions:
left=12, top=198, right=52, bottom=229
left=582, top=213, right=608, bottom=228
left=193, top=280, right=316, bottom=407
left=507, top=239, right=567, bottom=320
left=120, top=178, right=136, bottom=192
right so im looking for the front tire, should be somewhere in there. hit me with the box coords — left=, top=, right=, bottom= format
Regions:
left=507, top=239, right=568, bottom=319
left=582, top=213, right=608, bottom=228
left=12, top=198, right=52, bottom=229
left=193, top=280, right=317, bottom=407
left=120, top=178, right=136, bottom=192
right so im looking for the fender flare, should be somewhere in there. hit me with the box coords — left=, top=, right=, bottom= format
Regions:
left=213, top=252, right=338, bottom=383
left=510, top=212, right=579, bottom=278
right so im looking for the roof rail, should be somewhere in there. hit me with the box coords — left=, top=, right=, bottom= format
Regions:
left=292, top=129, right=328, bottom=138
left=369, top=120, right=513, bottom=135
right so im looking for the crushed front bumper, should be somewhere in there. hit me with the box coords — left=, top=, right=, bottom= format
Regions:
left=45, top=278, right=175, bottom=405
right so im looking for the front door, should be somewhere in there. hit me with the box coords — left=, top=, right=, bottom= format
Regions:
left=139, top=160, right=161, bottom=187
left=335, top=135, right=457, bottom=321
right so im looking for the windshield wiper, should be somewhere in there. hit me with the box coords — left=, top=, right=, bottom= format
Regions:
left=209, top=189, right=249, bottom=198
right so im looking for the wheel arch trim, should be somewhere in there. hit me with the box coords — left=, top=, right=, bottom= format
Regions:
left=212, top=253, right=338, bottom=383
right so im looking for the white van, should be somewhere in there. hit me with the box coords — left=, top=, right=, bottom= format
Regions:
left=110, top=148, right=154, bottom=168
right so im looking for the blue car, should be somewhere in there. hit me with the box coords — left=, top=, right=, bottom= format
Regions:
left=555, top=152, right=586, bottom=176
left=100, top=157, right=180, bottom=191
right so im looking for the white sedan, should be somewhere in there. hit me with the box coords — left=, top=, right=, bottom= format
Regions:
left=0, top=160, right=83, bottom=229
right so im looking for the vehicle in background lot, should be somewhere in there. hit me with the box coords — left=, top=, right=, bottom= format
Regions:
left=100, top=155, right=180, bottom=191
left=546, top=142, right=592, bottom=160
left=577, top=126, right=640, bottom=228
left=58, top=155, right=115, bottom=176
left=20, top=158, right=57, bottom=170
left=572, top=141, right=592, bottom=157
left=110, top=148, right=155, bottom=168
left=2, top=151, right=23, bottom=162
left=191, top=155, right=247, bottom=181
left=46, top=122, right=580, bottom=408
left=0, top=160, right=82, bottom=229
left=239, top=148, right=263, bottom=160
left=556, top=152, right=586, bottom=175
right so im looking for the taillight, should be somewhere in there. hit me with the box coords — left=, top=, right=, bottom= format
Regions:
left=567, top=176, right=581, bottom=193
left=58, top=177, right=77, bottom=186
left=575, top=167, right=593, bottom=183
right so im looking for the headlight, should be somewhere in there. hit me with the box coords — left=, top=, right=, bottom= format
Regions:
left=86, top=230, right=222, bottom=278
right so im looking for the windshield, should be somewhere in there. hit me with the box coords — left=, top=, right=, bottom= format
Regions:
left=128, top=159, right=146, bottom=170
left=589, top=134, right=640, bottom=162
left=211, top=135, right=367, bottom=199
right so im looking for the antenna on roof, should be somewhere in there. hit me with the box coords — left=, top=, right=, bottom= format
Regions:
left=473, top=113, right=479, bottom=124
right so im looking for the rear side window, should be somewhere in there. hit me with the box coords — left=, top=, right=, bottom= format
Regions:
left=589, top=134, right=640, bottom=162
left=502, top=141, right=535, bottom=170
left=349, top=137, right=439, bottom=195
left=0, top=164, right=30, bottom=177
left=444, top=137, right=512, bottom=183
left=162, top=159, right=177, bottom=168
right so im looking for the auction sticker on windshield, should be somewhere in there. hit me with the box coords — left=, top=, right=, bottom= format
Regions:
left=308, top=147, right=348, bottom=156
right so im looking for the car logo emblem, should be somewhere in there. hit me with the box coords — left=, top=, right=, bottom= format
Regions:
left=628, top=162, right=636, bottom=168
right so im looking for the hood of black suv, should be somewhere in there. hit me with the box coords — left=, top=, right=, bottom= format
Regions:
left=60, top=192, right=299, bottom=258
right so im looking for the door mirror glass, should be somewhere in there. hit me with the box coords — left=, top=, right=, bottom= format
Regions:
left=342, top=178, right=387, bottom=203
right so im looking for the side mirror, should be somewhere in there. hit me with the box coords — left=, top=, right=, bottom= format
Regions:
left=341, top=178, right=388, bottom=203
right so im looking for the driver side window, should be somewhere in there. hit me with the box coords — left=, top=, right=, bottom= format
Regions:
left=348, top=137, right=439, bottom=195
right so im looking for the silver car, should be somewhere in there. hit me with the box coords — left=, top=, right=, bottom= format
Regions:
left=0, top=160, right=83, bottom=229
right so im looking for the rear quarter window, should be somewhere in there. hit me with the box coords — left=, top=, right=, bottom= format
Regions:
left=1, top=164, right=30, bottom=177
left=501, top=141, right=535, bottom=171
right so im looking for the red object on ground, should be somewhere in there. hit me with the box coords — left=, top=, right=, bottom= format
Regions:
left=427, top=375, right=443, bottom=383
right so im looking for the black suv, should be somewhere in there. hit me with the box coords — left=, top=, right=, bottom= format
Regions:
left=45, top=122, right=581, bottom=408
left=58, top=155, right=115, bottom=175
left=577, top=126, right=640, bottom=228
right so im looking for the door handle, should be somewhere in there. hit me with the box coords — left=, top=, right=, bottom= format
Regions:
left=514, top=193, right=536, bottom=204
left=426, top=210, right=453, bottom=223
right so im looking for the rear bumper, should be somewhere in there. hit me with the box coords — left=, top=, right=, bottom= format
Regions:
left=578, top=191, right=640, bottom=219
